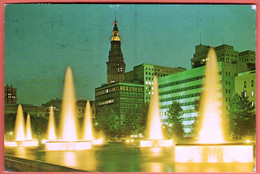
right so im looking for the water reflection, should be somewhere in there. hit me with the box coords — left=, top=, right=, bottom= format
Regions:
left=4, top=143, right=255, bottom=172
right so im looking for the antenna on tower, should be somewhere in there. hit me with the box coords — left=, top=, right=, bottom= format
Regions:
left=115, top=10, right=117, bottom=21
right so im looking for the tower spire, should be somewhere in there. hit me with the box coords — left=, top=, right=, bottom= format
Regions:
left=107, top=20, right=125, bottom=84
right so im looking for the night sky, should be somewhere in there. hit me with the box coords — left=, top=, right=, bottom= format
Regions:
left=4, top=4, right=256, bottom=106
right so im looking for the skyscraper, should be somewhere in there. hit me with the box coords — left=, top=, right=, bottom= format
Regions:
left=107, top=20, right=125, bottom=84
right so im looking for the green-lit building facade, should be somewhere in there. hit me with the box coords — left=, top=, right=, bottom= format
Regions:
left=235, top=70, right=256, bottom=107
left=95, top=82, right=144, bottom=124
left=158, top=61, right=251, bottom=136
left=125, top=63, right=186, bottom=103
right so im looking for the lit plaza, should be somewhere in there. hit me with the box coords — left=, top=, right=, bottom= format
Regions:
left=4, top=4, right=256, bottom=172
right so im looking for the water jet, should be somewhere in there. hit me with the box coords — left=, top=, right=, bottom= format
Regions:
left=4, top=105, right=38, bottom=148
left=175, top=48, right=253, bottom=163
left=140, top=76, right=173, bottom=147
left=45, top=67, right=92, bottom=150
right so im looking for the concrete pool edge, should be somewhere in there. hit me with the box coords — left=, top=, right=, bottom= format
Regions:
left=4, top=154, right=88, bottom=172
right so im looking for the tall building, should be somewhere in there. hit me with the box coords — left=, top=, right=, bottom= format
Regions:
left=95, top=82, right=144, bottom=124
left=191, top=44, right=239, bottom=68
left=159, top=44, right=255, bottom=136
left=4, top=85, right=17, bottom=104
left=107, top=20, right=126, bottom=84
left=125, top=63, right=186, bottom=103
left=76, top=100, right=96, bottom=118
left=235, top=70, right=256, bottom=107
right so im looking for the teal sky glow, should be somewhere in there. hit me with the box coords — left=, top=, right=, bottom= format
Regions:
left=4, top=4, right=256, bottom=106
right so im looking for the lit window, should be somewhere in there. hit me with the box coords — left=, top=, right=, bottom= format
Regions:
left=244, top=91, right=247, bottom=97
left=252, top=102, right=254, bottom=106
left=251, top=90, right=254, bottom=97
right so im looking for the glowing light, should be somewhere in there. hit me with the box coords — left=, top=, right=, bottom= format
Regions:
left=4, top=141, right=18, bottom=147
left=83, top=101, right=95, bottom=140
left=14, top=104, right=25, bottom=141
left=25, top=114, right=32, bottom=140
left=145, top=76, right=164, bottom=140
left=92, top=138, right=104, bottom=145
left=198, top=48, right=225, bottom=143
left=59, top=67, right=79, bottom=141
left=175, top=145, right=253, bottom=163
left=47, top=106, right=57, bottom=140
left=45, top=67, right=104, bottom=150
left=140, top=77, right=173, bottom=147
left=246, top=140, right=251, bottom=143
left=21, top=140, right=39, bottom=147
left=45, top=140, right=92, bottom=151
left=175, top=48, right=254, bottom=164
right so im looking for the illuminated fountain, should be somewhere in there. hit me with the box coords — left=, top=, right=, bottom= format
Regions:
left=47, top=106, right=57, bottom=140
left=175, top=48, right=254, bottom=163
left=45, top=67, right=92, bottom=150
left=140, top=76, right=173, bottom=147
left=41, top=106, right=57, bottom=144
left=4, top=105, right=38, bottom=148
left=83, top=101, right=104, bottom=145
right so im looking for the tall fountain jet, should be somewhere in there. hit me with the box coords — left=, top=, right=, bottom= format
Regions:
left=140, top=76, right=173, bottom=147
left=14, top=104, right=25, bottom=141
left=83, top=101, right=95, bottom=140
left=25, top=114, right=32, bottom=140
left=45, top=67, right=92, bottom=150
left=198, top=48, right=225, bottom=143
left=47, top=106, right=56, bottom=140
left=5, top=104, right=38, bottom=148
left=145, top=76, right=164, bottom=140
left=175, top=48, right=254, bottom=163
left=59, top=67, right=79, bottom=141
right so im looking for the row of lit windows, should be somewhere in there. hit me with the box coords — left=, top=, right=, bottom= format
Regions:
left=161, top=101, right=196, bottom=109
left=159, top=84, right=203, bottom=96
left=97, top=99, right=115, bottom=106
left=96, top=86, right=143, bottom=96
left=244, top=90, right=255, bottom=98
left=160, top=93, right=200, bottom=102
left=145, top=72, right=170, bottom=78
left=144, top=67, right=178, bottom=73
left=159, top=76, right=204, bottom=88
left=120, top=97, right=143, bottom=103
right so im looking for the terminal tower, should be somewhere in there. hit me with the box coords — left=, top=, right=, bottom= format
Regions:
left=107, top=20, right=125, bottom=84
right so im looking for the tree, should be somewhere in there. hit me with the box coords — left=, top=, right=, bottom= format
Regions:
left=123, top=104, right=148, bottom=137
left=190, top=98, right=200, bottom=140
left=228, top=91, right=256, bottom=138
left=167, top=101, right=184, bottom=141
left=95, top=106, right=120, bottom=139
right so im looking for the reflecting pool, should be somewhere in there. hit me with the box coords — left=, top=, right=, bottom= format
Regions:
left=4, top=143, right=255, bottom=172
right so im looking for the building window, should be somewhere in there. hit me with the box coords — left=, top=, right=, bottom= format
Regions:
left=251, top=90, right=254, bottom=97
left=252, top=102, right=254, bottom=106
left=251, top=80, right=254, bottom=87
left=244, top=91, right=247, bottom=97
left=244, top=81, right=247, bottom=88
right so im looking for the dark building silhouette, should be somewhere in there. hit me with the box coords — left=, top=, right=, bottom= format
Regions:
left=107, top=20, right=125, bottom=84
left=4, top=85, right=17, bottom=104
